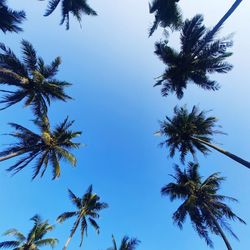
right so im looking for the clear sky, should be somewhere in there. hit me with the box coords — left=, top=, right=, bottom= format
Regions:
left=1, top=0, right=250, bottom=249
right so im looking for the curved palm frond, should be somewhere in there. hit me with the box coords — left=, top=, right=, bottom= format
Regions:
left=0, top=0, right=26, bottom=33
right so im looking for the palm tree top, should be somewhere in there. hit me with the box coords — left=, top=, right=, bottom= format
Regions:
left=158, top=105, right=222, bottom=162
left=162, top=162, right=246, bottom=248
left=0, top=0, right=26, bottom=33
left=154, top=14, right=233, bottom=98
left=0, top=40, right=72, bottom=116
left=43, top=0, right=97, bottom=30
left=57, top=185, right=108, bottom=248
left=58, top=185, right=108, bottom=221
left=0, top=214, right=58, bottom=250
left=108, top=235, right=140, bottom=250
left=0, top=115, right=81, bottom=179
left=149, top=0, right=182, bottom=36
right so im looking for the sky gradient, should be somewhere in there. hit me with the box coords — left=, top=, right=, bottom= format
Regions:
left=1, top=0, right=250, bottom=249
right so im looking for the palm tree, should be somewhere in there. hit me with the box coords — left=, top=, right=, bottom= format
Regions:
left=0, top=40, right=72, bottom=116
left=0, top=214, right=58, bottom=250
left=157, top=105, right=250, bottom=169
left=57, top=185, right=108, bottom=250
left=43, top=0, right=97, bottom=30
left=149, top=0, right=182, bottom=37
left=154, top=14, right=233, bottom=98
left=0, top=0, right=26, bottom=33
left=108, top=235, right=140, bottom=250
left=161, top=162, right=246, bottom=249
left=0, top=115, right=81, bottom=179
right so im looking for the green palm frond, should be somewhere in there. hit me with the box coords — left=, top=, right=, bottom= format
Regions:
left=57, top=212, right=77, bottom=223
left=0, top=0, right=26, bottom=33
left=0, top=240, right=20, bottom=249
left=79, top=217, right=87, bottom=246
left=0, top=43, right=28, bottom=76
left=68, top=189, right=82, bottom=208
left=21, top=40, right=37, bottom=71
left=35, top=238, right=58, bottom=248
left=3, top=229, right=25, bottom=242
left=88, top=218, right=99, bottom=233
left=44, top=0, right=61, bottom=16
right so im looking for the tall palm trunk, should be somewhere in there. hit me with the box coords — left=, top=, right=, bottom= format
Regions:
left=0, top=150, right=26, bottom=162
left=209, top=0, right=242, bottom=38
left=63, top=215, right=82, bottom=250
left=192, top=136, right=250, bottom=169
left=193, top=0, right=243, bottom=57
left=207, top=208, right=232, bottom=250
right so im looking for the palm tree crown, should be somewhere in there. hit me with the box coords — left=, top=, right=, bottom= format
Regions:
left=158, top=105, right=250, bottom=169
left=0, top=40, right=72, bottom=115
left=0, top=215, right=58, bottom=250
left=43, top=0, right=97, bottom=30
left=149, top=0, right=182, bottom=36
left=159, top=105, right=221, bottom=162
left=161, top=163, right=246, bottom=249
left=57, top=185, right=108, bottom=250
left=154, top=14, right=233, bottom=98
left=0, top=116, right=81, bottom=179
left=0, top=0, right=26, bottom=33
left=108, top=235, right=140, bottom=250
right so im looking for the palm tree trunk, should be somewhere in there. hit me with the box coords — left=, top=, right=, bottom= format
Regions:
left=192, top=137, right=250, bottom=169
left=0, top=150, right=26, bottom=162
left=207, top=209, right=233, bottom=250
left=63, top=215, right=81, bottom=250
left=208, top=0, right=242, bottom=38
left=194, top=0, right=242, bottom=57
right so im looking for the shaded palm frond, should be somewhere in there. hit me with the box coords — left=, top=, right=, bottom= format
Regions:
left=0, top=0, right=26, bottom=33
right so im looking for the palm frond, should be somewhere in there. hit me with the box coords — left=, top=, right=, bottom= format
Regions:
left=68, top=189, right=82, bottom=208
left=44, top=0, right=61, bottom=16
left=3, top=229, right=25, bottom=242
left=0, top=241, right=20, bottom=249
left=0, top=1, right=26, bottom=33
left=57, top=212, right=77, bottom=223
left=21, top=40, right=37, bottom=71
left=35, top=238, right=58, bottom=248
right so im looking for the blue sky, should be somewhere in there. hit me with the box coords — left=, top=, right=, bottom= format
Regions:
left=0, top=0, right=250, bottom=249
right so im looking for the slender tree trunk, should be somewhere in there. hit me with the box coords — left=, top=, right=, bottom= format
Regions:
left=0, top=150, right=26, bottom=162
left=207, top=209, right=233, bottom=250
left=193, top=0, right=243, bottom=57
left=63, top=215, right=82, bottom=250
left=192, top=137, right=250, bottom=169
left=208, top=0, right=242, bottom=38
